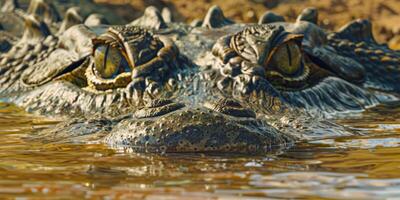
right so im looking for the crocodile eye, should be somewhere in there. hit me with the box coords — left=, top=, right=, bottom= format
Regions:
left=261, top=39, right=322, bottom=90
left=94, top=45, right=130, bottom=79
left=266, top=41, right=302, bottom=75
left=213, top=25, right=331, bottom=91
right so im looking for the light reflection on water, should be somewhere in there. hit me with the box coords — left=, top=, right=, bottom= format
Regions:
left=0, top=102, right=400, bottom=199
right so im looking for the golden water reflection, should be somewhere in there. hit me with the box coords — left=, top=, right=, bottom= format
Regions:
left=0, top=102, right=400, bottom=199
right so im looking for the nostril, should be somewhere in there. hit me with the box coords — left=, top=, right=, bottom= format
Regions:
left=134, top=99, right=185, bottom=118
left=204, top=98, right=256, bottom=118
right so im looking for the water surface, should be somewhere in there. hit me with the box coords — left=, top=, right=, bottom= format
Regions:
left=0, top=102, right=400, bottom=199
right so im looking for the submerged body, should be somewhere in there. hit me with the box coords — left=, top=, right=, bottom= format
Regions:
left=0, top=0, right=399, bottom=153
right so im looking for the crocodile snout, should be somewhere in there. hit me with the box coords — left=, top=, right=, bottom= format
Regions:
left=104, top=99, right=294, bottom=153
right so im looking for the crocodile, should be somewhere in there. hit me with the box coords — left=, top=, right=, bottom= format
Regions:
left=0, top=1, right=399, bottom=154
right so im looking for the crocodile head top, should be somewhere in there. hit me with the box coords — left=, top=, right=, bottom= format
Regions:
left=0, top=2, right=399, bottom=154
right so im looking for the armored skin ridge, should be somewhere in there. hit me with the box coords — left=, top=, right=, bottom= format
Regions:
left=0, top=0, right=399, bottom=154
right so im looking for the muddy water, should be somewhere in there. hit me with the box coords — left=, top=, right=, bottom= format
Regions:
left=0, top=102, right=400, bottom=199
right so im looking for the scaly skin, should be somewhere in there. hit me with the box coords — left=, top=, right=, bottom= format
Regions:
left=0, top=0, right=399, bottom=154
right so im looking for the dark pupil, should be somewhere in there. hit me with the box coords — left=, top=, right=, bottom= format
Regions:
left=94, top=45, right=130, bottom=79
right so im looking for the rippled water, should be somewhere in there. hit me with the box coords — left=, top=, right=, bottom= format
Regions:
left=1, top=102, right=400, bottom=199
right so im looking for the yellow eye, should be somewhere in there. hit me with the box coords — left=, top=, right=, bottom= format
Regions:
left=267, top=41, right=302, bottom=75
left=94, top=45, right=130, bottom=79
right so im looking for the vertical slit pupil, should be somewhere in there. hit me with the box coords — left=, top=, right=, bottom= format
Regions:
left=103, top=45, right=110, bottom=71
left=286, top=44, right=292, bottom=66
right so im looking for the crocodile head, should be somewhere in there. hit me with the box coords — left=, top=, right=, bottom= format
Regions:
left=12, top=24, right=299, bottom=153
left=1, top=4, right=399, bottom=154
